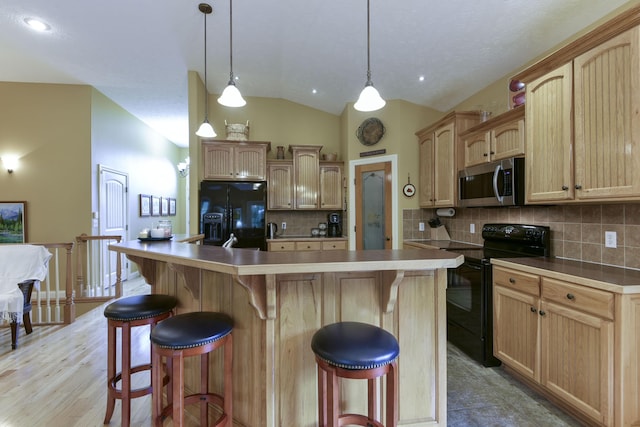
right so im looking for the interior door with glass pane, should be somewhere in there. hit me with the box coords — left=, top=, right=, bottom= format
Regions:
left=355, top=162, right=392, bottom=250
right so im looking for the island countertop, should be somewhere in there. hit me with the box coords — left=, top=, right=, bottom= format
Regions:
left=108, top=238, right=460, bottom=427
left=109, top=239, right=463, bottom=275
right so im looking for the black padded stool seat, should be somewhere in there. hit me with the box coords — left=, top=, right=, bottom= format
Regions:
left=311, top=321, right=399, bottom=427
left=150, top=311, right=233, bottom=427
left=103, top=294, right=178, bottom=427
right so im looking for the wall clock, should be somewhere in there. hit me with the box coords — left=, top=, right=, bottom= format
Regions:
left=356, top=117, right=385, bottom=146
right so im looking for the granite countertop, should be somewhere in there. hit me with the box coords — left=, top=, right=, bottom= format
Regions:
left=492, top=257, right=640, bottom=294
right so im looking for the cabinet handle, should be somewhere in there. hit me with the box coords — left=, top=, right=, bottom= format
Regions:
left=490, top=151, right=495, bottom=155
left=539, top=310, right=546, bottom=316
left=566, top=293, right=575, bottom=300
left=483, top=153, right=488, bottom=157
left=509, top=277, right=516, bottom=284
left=530, top=306, right=537, bottom=313
left=562, top=185, right=569, bottom=191
left=575, top=184, right=582, bottom=190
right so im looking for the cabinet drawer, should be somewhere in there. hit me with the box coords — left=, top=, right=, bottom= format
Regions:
left=322, top=240, right=347, bottom=251
left=493, top=266, right=540, bottom=296
left=542, top=278, right=614, bottom=320
left=268, top=241, right=295, bottom=252
left=296, top=241, right=322, bottom=251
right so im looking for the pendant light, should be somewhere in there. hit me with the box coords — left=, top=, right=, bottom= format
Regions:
left=196, top=3, right=217, bottom=138
left=354, top=0, right=385, bottom=112
left=217, top=0, right=246, bottom=107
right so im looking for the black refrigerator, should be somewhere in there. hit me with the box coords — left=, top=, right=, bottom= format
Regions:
left=199, top=181, right=267, bottom=250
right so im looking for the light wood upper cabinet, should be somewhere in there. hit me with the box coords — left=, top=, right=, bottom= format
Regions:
left=291, top=145, right=321, bottom=209
left=202, top=140, right=269, bottom=181
left=573, top=27, right=640, bottom=200
left=319, top=162, right=343, bottom=210
left=416, top=111, right=481, bottom=208
left=267, top=160, right=293, bottom=209
left=525, top=27, right=640, bottom=203
left=462, top=107, right=525, bottom=168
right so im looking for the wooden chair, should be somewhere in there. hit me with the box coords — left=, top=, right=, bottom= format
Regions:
left=9, top=280, right=36, bottom=349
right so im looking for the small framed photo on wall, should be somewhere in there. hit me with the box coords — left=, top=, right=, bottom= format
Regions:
left=151, top=196, right=161, bottom=216
left=0, top=201, right=27, bottom=243
left=161, top=197, right=169, bottom=216
left=139, top=194, right=151, bottom=217
left=169, top=198, right=176, bottom=216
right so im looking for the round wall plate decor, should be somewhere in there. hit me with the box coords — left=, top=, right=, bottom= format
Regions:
left=403, top=183, right=416, bottom=197
left=356, top=117, right=385, bottom=146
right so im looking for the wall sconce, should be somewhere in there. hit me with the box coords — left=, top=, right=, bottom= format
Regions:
left=177, top=157, right=190, bottom=177
left=2, top=156, right=19, bottom=173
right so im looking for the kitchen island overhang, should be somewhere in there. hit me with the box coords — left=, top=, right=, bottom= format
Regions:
left=109, top=240, right=462, bottom=427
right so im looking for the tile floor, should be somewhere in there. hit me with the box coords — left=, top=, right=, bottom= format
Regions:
left=447, top=343, right=585, bottom=427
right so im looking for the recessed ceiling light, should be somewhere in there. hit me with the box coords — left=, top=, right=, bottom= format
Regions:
left=312, top=89, right=317, bottom=94
left=24, top=18, right=51, bottom=32
left=419, top=76, right=425, bottom=82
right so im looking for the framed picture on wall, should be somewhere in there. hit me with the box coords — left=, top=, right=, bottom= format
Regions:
left=151, top=196, right=161, bottom=216
left=169, top=198, right=176, bottom=216
left=161, top=197, right=169, bottom=216
left=0, top=201, right=27, bottom=243
left=139, top=194, right=151, bottom=217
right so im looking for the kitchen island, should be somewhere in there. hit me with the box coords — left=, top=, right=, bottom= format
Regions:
left=109, top=239, right=463, bottom=427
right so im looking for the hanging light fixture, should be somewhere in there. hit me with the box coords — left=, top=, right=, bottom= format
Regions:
left=217, top=0, right=246, bottom=107
left=196, top=3, right=217, bottom=138
left=354, top=0, right=385, bottom=112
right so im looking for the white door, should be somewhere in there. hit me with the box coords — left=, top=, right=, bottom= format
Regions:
left=99, top=165, right=129, bottom=285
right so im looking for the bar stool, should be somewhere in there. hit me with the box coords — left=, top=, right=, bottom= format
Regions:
left=150, top=311, right=233, bottom=427
left=103, top=294, right=178, bottom=427
left=311, top=321, right=399, bottom=427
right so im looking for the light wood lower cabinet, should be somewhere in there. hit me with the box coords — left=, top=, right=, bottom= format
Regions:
left=268, top=239, right=346, bottom=252
left=493, top=264, right=640, bottom=426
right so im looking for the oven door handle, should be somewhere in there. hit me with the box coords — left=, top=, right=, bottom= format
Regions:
left=492, top=164, right=504, bottom=204
left=462, top=262, right=483, bottom=271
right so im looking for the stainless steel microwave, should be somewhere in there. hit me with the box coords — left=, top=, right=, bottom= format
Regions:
left=458, top=157, right=525, bottom=207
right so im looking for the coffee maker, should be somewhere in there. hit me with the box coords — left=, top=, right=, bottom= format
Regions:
left=327, top=212, right=342, bottom=237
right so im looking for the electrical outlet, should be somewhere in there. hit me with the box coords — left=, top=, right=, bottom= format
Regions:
left=281, top=222, right=287, bottom=230
left=470, top=223, right=476, bottom=234
left=605, top=231, right=617, bottom=248
left=419, top=222, right=425, bottom=232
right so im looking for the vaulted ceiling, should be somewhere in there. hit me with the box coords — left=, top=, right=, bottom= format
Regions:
left=0, top=0, right=631, bottom=147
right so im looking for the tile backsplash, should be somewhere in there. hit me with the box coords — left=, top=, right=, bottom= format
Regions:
left=404, top=204, right=640, bottom=270
left=266, top=211, right=346, bottom=238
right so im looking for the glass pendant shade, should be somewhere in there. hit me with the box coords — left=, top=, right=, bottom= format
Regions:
left=354, top=83, right=386, bottom=112
left=218, top=82, right=246, bottom=107
left=196, top=119, right=217, bottom=137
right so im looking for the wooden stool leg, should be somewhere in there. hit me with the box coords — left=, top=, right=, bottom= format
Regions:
left=200, top=352, right=209, bottom=425
left=172, top=351, right=185, bottom=427
left=121, top=322, right=132, bottom=427
left=10, top=321, right=17, bottom=349
left=386, top=361, right=398, bottom=427
left=368, top=377, right=377, bottom=422
left=152, top=346, right=163, bottom=426
left=224, top=333, right=233, bottom=424
left=103, top=322, right=116, bottom=424
left=327, top=366, right=339, bottom=427
left=317, top=364, right=326, bottom=427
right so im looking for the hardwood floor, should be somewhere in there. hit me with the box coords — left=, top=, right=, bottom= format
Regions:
left=1, top=277, right=584, bottom=427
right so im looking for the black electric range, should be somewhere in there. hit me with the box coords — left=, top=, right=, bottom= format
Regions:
left=444, top=224, right=550, bottom=366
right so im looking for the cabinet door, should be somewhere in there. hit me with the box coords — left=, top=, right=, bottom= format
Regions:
left=540, top=300, right=614, bottom=425
left=203, top=143, right=234, bottom=179
left=525, top=62, right=573, bottom=203
left=463, top=130, right=491, bottom=167
left=491, top=118, right=524, bottom=161
left=294, top=149, right=320, bottom=209
left=267, top=161, right=293, bottom=209
left=493, top=285, right=540, bottom=382
left=235, top=144, right=267, bottom=180
left=319, top=163, right=343, bottom=210
left=418, top=135, right=435, bottom=208
left=433, top=122, right=456, bottom=207
left=574, top=27, right=640, bottom=200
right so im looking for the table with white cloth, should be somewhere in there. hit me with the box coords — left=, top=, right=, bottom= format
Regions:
left=0, top=244, right=52, bottom=324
